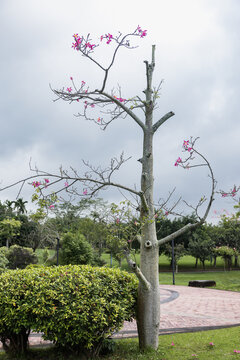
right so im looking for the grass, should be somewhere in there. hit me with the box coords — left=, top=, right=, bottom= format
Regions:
left=159, top=271, right=240, bottom=292
left=102, top=252, right=234, bottom=272
left=0, top=327, right=240, bottom=359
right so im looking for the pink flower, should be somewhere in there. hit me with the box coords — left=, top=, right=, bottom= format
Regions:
left=49, top=204, right=54, bottom=209
left=231, top=186, right=237, bottom=196
left=90, top=104, right=95, bottom=108
left=70, top=77, right=73, bottom=81
left=81, top=80, right=86, bottom=86
left=45, top=179, right=49, bottom=184
left=165, top=211, right=169, bottom=216
left=64, top=181, right=69, bottom=187
left=174, top=157, right=182, bottom=166
left=137, top=26, right=147, bottom=37
left=85, top=42, right=95, bottom=50
left=83, top=189, right=88, bottom=195
left=171, top=342, right=175, bottom=346
left=67, top=87, right=72, bottom=93
left=72, top=34, right=82, bottom=50
left=234, top=349, right=240, bottom=353
left=32, top=181, right=41, bottom=188
left=209, top=342, right=214, bottom=346
left=113, top=95, right=126, bottom=103
left=106, top=33, right=113, bottom=44
left=97, top=117, right=101, bottom=123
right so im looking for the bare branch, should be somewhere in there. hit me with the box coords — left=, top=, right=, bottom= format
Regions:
left=124, top=249, right=151, bottom=290
left=153, top=111, right=175, bottom=132
left=158, top=222, right=199, bottom=246
left=101, top=91, right=146, bottom=131
left=157, top=137, right=216, bottom=246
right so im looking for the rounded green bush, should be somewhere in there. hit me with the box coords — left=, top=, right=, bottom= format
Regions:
left=0, top=265, right=138, bottom=356
left=6, top=245, right=38, bottom=269
left=60, top=232, right=94, bottom=265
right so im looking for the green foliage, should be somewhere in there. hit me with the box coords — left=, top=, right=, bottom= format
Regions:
left=0, top=218, right=21, bottom=247
left=164, top=243, right=185, bottom=267
left=188, top=228, right=214, bottom=269
left=59, top=232, right=94, bottom=265
left=42, top=248, right=49, bottom=263
left=6, top=245, right=38, bottom=269
left=0, top=253, right=8, bottom=272
left=214, top=245, right=236, bottom=257
left=0, top=265, right=138, bottom=356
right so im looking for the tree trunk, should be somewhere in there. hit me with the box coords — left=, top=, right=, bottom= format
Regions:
left=213, top=255, right=217, bottom=268
left=234, top=255, right=238, bottom=267
left=195, top=258, right=198, bottom=268
left=137, top=245, right=160, bottom=349
left=137, top=50, right=160, bottom=349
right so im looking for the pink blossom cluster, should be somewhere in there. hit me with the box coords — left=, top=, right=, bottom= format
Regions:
left=113, top=95, right=126, bottom=103
left=183, top=140, right=192, bottom=152
left=32, top=179, right=49, bottom=188
left=72, top=34, right=96, bottom=51
left=221, top=185, right=238, bottom=197
left=234, top=349, right=240, bottom=353
left=100, top=33, right=113, bottom=44
left=137, top=26, right=147, bottom=38
left=72, top=34, right=82, bottom=50
left=174, top=157, right=182, bottom=167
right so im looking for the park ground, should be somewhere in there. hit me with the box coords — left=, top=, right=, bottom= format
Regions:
left=1, top=252, right=239, bottom=359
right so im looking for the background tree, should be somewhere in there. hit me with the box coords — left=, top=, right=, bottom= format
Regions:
left=164, top=243, right=185, bottom=269
left=0, top=27, right=216, bottom=351
left=59, top=232, right=94, bottom=265
left=188, top=227, right=214, bottom=270
left=0, top=218, right=21, bottom=248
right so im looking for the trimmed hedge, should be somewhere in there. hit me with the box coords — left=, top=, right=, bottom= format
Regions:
left=0, top=265, right=138, bottom=357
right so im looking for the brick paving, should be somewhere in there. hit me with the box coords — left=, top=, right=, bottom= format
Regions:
left=1, top=285, right=240, bottom=347
left=114, top=285, right=240, bottom=338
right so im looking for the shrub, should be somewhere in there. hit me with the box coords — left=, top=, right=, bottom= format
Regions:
left=0, top=265, right=138, bottom=357
left=60, top=232, right=94, bottom=265
left=0, top=253, right=8, bottom=274
left=6, top=245, right=38, bottom=269
left=42, top=248, right=49, bottom=263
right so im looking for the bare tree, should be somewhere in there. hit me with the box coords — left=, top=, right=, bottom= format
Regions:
left=0, top=27, right=216, bottom=350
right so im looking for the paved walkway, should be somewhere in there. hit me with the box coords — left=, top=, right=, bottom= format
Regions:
left=1, top=285, right=240, bottom=347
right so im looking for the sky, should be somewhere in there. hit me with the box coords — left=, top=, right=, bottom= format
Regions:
left=0, top=0, right=239, bottom=223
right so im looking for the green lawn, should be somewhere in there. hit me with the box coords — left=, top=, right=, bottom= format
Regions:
left=159, top=271, right=240, bottom=292
left=102, top=252, right=234, bottom=272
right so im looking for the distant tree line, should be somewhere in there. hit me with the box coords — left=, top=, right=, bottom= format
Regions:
left=0, top=198, right=239, bottom=271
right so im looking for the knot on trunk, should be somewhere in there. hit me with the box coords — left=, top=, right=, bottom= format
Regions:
left=144, top=240, right=152, bottom=249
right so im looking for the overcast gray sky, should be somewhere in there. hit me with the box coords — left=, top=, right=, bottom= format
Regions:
left=0, top=0, right=239, bottom=222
